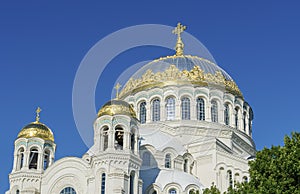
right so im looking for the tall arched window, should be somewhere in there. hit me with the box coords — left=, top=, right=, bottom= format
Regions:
left=60, top=187, right=76, bottom=194
left=16, top=190, right=19, bottom=194
left=211, top=100, right=218, bottom=122
left=115, top=127, right=124, bottom=150
left=101, top=173, right=106, bottom=194
left=29, top=148, right=38, bottom=169
left=227, top=170, right=233, bottom=188
left=130, top=132, right=135, bottom=152
left=139, top=102, right=146, bottom=124
left=142, top=152, right=150, bottom=166
left=235, top=108, right=239, bottom=129
left=224, top=104, right=230, bottom=125
left=181, top=97, right=190, bottom=120
left=165, top=154, right=171, bottom=168
left=129, top=171, right=135, bottom=194
left=249, top=109, right=253, bottom=136
left=166, top=97, right=175, bottom=120
left=197, top=97, right=205, bottom=120
left=169, top=188, right=177, bottom=194
left=152, top=99, right=160, bottom=121
left=43, top=150, right=50, bottom=170
left=243, top=112, right=247, bottom=132
left=17, top=148, right=24, bottom=170
left=243, top=176, right=248, bottom=183
left=184, top=159, right=188, bottom=173
left=102, top=127, right=109, bottom=151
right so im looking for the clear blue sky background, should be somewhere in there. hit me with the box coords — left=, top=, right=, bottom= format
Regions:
left=1, top=1, right=300, bottom=192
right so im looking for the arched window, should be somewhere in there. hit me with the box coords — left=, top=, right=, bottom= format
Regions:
left=102, top=127, right=109, bottom=151
left=197, top=97, right=205, bottom=120
left=142, top=152, right=150, bottom=166
left=152, top=191, right=157, bottom=194
left=115, top=127, right=124, bottom=150
left=16, top=190, right=19, bottom=194
left=165, top=154, right=171, bottom=168
left=243, top=112, right=247, bottom=132
left=211, top=100, right=218, bottom=122
left=242, top=176, right=248, bottom=183
left=235, top=108, right=239, bottom=129
left=129, top=171, right=135, bottom=194
left=181, top=97, right=190, bottom=120
left=224, top=104, right=230, bottom=125
left=17, top=148, right=24, bottom=170
left=227, top=170, right=233, bottom=188
left=43, top=150, right=50, bottom=170
left=140, top=101, right=146, bottom=124
left=130, top=132, right=135, bottom=152
left=60, top=187, right=76, bottom=194
left=184, top=159, right=188, bottom=173
left=152, top=99, right=160, bottom=121
left=101, top=173, right=106, bottom=194
left=249, top=109, right=253, bottom=136
left=169, top=188, right=177, bottom=194
left=29, top=148, right=38, bottom=169
left=166, top=97, right=175, bottom=120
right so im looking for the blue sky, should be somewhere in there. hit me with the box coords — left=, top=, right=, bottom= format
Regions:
left=1, top=1, right=300, bottom=192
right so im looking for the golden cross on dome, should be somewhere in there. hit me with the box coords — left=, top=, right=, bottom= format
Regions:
left=35, top=107, right=42, bottom=122
left=172, top=22, right=187, bottom=56
left=114, top=83, right=121, bottom=99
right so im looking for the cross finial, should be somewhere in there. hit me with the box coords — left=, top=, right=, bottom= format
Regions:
left=35, top=107, right=42, bottom=122
left=172, top=22, right=187, bottom=56
left=114, top=83, right=121, bottom=99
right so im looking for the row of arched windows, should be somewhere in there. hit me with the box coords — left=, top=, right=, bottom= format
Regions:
left=16, top=147, right=50, bottom=171
left=101, top=126, right=136, bottom=152
left=138, top=97, right=252, bottom=134
left=139, top=97, right=206, bottom=123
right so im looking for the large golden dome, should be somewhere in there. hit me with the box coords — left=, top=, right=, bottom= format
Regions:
left=18, top=121, right=54, bottom=142
left=119, top=23, right=242, bottom=99
left=119, top=55, right=242, bottom=99
left=97, top=99, right=137, bottom=118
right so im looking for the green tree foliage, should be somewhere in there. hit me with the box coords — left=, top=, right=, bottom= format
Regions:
left=203, top=183, right=221, bottom=194
left=236, top=132, right=300, bottom=194
left=204, top=132, right=300, bottom=194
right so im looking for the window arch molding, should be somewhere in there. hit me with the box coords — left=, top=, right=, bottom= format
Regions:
left=180, top=96, right=191, bottom=120
left=165, top=95, right=177, bottom=121
left=150, top=97, right=161, bottom=122
left=210, top=98, right=220, bottom=123
left=16, top=147, right=25, bottom=170
left=138, top=100, right=147, bottom=124
left=224, top=102, right=232, bottom=126
left=164, top=184, right=181, bottom=194
left=196, top=96, right=207, bottom=121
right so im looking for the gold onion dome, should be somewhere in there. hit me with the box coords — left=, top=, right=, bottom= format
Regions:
left=97, top=99, right=137, bottom=118
left=119, top=23, right=242, bottom=99
left=17, top=107, right=54, bottom=142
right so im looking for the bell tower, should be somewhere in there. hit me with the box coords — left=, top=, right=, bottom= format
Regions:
left=7, top=107, right=56, bottom=194
left=86, top=95, right=142, bottom=194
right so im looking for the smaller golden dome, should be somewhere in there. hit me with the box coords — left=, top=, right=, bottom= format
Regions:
left=97, top=99, right=137, bottom=118
left=17, top=121, right=54, bottom=142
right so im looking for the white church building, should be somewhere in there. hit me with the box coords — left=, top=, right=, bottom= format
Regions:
left=6, top=23, right=256, bottom=194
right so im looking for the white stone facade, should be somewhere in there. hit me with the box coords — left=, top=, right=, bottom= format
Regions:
left=6, top=34, right=255, bottom=194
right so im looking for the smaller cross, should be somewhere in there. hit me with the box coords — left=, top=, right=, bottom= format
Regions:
left=172, top=22, right=187, bottom=38
left=114, top=83, right=122, bottom=99
left=36, top=107, right=42, bottom=122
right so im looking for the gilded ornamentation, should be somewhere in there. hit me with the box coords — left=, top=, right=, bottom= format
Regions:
left=97, top=100, right=137, bottom=118
left=119, top=62, right=243, bottom=99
